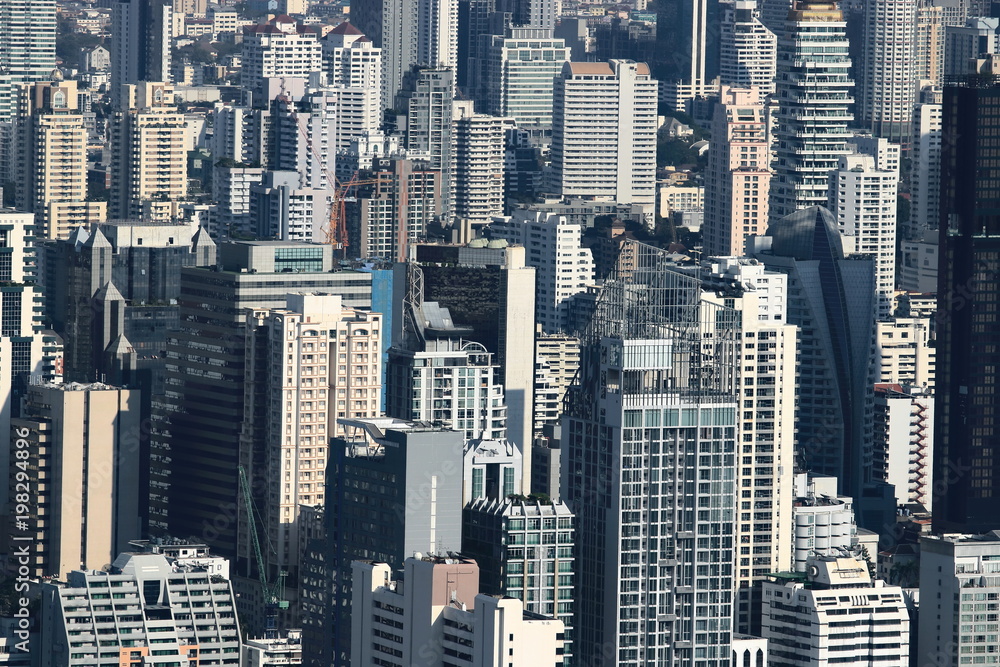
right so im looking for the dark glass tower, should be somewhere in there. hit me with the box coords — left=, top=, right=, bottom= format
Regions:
left=934, top=77, right=1000, bottom=534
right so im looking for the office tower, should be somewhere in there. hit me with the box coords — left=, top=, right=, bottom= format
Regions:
left=241, top=16, right=322, bottom=105
left=241, top=294, right=382, bottom=630
left=700, top=258, right=797, bottom=635
left=44, top=221, right=215, bottom=393
left=752, top=207, right=877, bottom=505
left=151, top=241, right=371, bottom=552
left=321, top=23, right=382, bottom=150
left=16, top=80, right=105, bottom=240
left=934, top=78, right=1000, bottom=534
left=919, top=533, right=1000, bottom=667
left=656, top=0, right=721, bottom=109
left=38, top=545, right=241, bottom=667
left=351, top=0, right=458, bottom=110
left=351, top=556, right=566, bottom=667
left=351, top=157, right=441, bottom=260
left=109, top=82, right=188, bottom=221
left=533, top=335, right=580, bottom=435
left=720, top=1, right=777, bottom=99
left=110, top=0, right=172, bottom=108
left=0, top=211, right=43, bottom=470
left=453, top=110, right=511, bottom=224
left=762, top=555, right=910, bottom=666
left=386, top=304, right=508, bottom=440
left=10, top=383, right=139, bottom=580
left=549, top=60, right=658, bottom=225
left=790, top=474, right=858, bottom=571
left=483, top=28, right=570, bottom=144
left=875, top=318, right=936, bottom=388
left=249, top=170, right=332, bottom=242
left=488, top=210, right=595, bottom=334
left=909, top=99, right=943, bottom=238
left=408, top=244, right=537, bottom=488
left=945, top=17, right=999, bottom=78
left=321, top=420, right=466, bottom=666
left=462, top=499, right=576, bottom=661
left=396, top=67, right=455, bottom=215
left=857, top=0, right=917, bottom=144
left=769, top=0, right=854, bottom=223
left=703, top=87, right=771, bottom=257
left=563, top=240, right=738, bottom=666
left=874, top=383, right=934, bottom=509
left=828, top=153, right=898, bottom=319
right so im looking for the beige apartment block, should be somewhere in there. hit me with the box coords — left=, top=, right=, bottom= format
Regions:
left=110, top=82, right=188, bottom=221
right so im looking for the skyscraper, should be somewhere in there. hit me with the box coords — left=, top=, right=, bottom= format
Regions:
left=656, top=0, right=721, bottom=109
left=0, top=1, right=56, bottom=83
left=909, top=95, right=943, bottom=239
left=858, top=0, right=917, bottom=144
left=351, top=0, right=458, bottom=110
left=720, top=0, right=777, bottom=99
left=563, top=240, right=739, bottom=667
left=549, top=60, right=657, bottom=225
left=769, top=0, right=854, bottom=223
left=110, top=0, right=172, bottom=108
left=453, top=108, right=511, bottom=223
left=752, top=207, right=877, bottom=507
left=933, top=77, right=1000, bottom=534
left=321, top=22, right=382, bottom=150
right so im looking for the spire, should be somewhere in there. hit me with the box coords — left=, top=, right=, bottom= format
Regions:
left=94, top=280, right=126, bottom=303
left=68, top=226, right=90, bottom=250
left=84, top=225, right=111, bottom=249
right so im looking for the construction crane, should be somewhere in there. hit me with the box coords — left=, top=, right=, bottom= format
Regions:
left=238, top=465, right=288, bottom=639
left=284, top=96, right=379, bottom=256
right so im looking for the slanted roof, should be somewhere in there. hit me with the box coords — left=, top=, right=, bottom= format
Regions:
left=329, top=21, right=363, bottom=35
left=567, top=62, right=614, bottom=76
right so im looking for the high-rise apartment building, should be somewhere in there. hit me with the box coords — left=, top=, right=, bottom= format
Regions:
left=351, top=556, right=566, bottom=667
left=351, top=0, right=458, bottom=110
left=241, top=293, right=382, bottom=629
left=703, top=86, right=771, bottom=257
left=396, top=67, right=455, bottom=214
left=109, top=82, right=188, bottom=221
left=462, top=500, right=577, bottom=662
left=16, top=80, right=105, bottom=240
left=828, top=153, right=898, bottom=319
left=858, top=0, right=917, bottom=144
left=910, top=97, right=943, bottom=239
left=762, top=555, right=910, bottom=667
left=484, top=28, right=571, bottom=143
left=38, top=545, right=241, bottom=667
left=563, top=241, right=738, bottom=666
left=110, top=0, right=172, bottom=108
left=874, top=383, right=934, bottom=509
left=919, top=532, right=1000, bottom=667
left=533, top=335, right=579, bottom=435
left=934, top=77, right=1000, bottom=534
left=453, top=109, right=511, bottom=223
left=214, top=165, right=266, bottom=236
left=10, top=382, right=140, bottom=580
left=700, top=258, right=797, bottom=635
left=769, top=0, right=854, bottom=223
left=488, top=210, right=595, bottom=334
left=321, top=22, right=382, bottom=150
left=240, top=16, right=322, bottom=105
left=249, top=170, right=332, bottom=242
left=549, top=60, right=657, bottom=224
left=720, top=0, right=777, bottom=99
left=875, top=317, right=936, bottom=389
left=916, top=0, right=945, bottom=87
left=657, top=0, right=721, bottom=109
